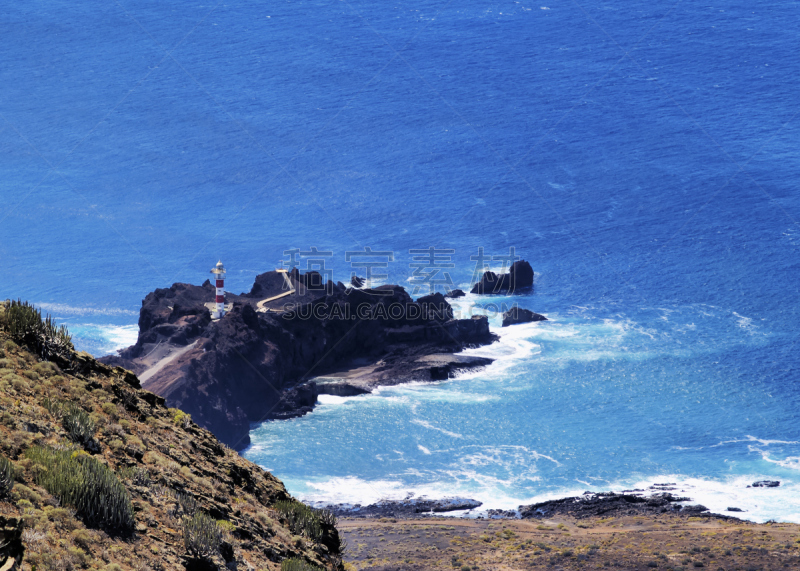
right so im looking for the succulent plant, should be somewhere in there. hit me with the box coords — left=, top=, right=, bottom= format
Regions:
left=182, top=510, right=222, bottom=558
left=280, top=558, right=324, bottom=571
left=24, top=445, right=134, bottom=530
left=61, top=403, right=97, bottom=445
left=3, top=299, right=73, bottom=361
left=0, top=455, right=14, bottom=498
left=274, top=500, right=331, bottom=542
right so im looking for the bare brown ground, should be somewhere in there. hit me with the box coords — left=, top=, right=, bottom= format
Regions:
left=339, top=513, right=800, bottom=571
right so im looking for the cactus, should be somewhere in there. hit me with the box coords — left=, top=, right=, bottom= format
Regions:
left=41, top=397, right=97, bottom=448
left=41, top=396, right=64, bottom=417
left=0, top=455, right=14, bottom=498
left=280, top=559, right=324, bottom=571
left=274, top=500, right=326, bottom=542
left=3, top=299, right=73, bottom=361
left=170, top=491, right=199, bottom=519
left=182, top=510, right=222, bottom=558
left=24, top=446, right=134, bottom=530
left=61, top=403, right=96, bottom=445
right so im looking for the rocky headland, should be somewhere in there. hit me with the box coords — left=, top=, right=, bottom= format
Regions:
left=100, top=267, right=519, bottom=449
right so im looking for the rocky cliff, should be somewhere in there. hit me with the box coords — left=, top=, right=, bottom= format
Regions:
left=101, top=271, right=497, bottom=449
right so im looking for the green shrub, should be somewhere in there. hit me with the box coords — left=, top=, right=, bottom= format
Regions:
left=42, top=397, right=97, bottom=446
left=11, top=483, right=42, bottom=505
left=182, top=510, right=222, bottom=558
left=169, top=408, right=191, bottom=428
left=3, top=300, right=73, bottom=361
left=101, top=402, right=118, bottom=417
left=24, top=446, right=134, bottom=530
left=33, top=361, right=59, bottom=377
left=119, top=466, right=150, bottom=487
left=172, top=491, right=199, bottom=518
left=274, top=500, right=330, bottom=542
left=0, top=455, right=14, bottom=498
left=42, top=395, right=64, bottom=417
left=216, top=519, right=236, bottom=533
left=281, top=559, right=324, bottom=571
left=22, top=369, right=39, bottom=381
left=62, top=403, right=97, bottom=445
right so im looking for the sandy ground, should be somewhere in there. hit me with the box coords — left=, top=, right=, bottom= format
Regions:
left=338, top=513, right=800, bottom=570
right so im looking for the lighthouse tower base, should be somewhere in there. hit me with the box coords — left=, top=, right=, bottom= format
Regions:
left=205, top=301, right=233, bottom=321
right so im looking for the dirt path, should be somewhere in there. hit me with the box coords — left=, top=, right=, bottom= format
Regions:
left=139, top=340, right=198, bottom=384
left=256, top=271, right=295, bottom=311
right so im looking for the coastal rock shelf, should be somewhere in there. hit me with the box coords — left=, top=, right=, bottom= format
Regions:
left=101, top=268, right=505, bottom=448
left=320, top=497, right=483, bottom=519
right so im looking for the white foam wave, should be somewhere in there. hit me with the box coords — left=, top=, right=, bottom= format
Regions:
left=36, top=303, right=137, bottom=317
left=713, top=435, right=800, bottom=448
left=762, top=455, right=800, bottom=472
left=625, top=475, right=800, bottom=524
left=317, top=394, right=354, bottom=405
left=411, top=419, right=463, bottom=439
left=290, top=471, right=800, bottom=523
left=70, top=324, right=139, bottom=355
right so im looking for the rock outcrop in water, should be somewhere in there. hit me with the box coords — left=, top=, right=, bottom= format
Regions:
left=501, top=307, right=547, bottom=327
left=750, top=480, right=780, bottom=488
left=102, top=270, right=497, bottom=448
left=518, top=492, right=711, bottom=520
left=323, top=497, right=483, bottom=519
left=470, top=260, right=534, bottom=294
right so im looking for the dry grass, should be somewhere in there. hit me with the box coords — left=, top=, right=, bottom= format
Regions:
left=338, top=513, right=800, bottom=570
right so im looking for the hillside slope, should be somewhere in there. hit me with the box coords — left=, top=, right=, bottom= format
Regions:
left=0, top=300, right=343, bottom=571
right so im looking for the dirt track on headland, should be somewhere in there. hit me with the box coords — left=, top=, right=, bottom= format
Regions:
left=339, top=513, right=800, bottom=570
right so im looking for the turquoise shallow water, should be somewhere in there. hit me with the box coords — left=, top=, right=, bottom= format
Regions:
left=245, top=299, right=800, bottom=521
left=1, top=0, right=799, bottom=520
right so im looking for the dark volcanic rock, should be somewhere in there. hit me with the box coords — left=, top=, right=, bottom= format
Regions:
left=351, top=275, right=365, bottom=288
left=518, top=492, right=706, bottom=519
left=501, top=307, right=547, bottom=327
left=416, top=292, right=454, bottom=321
left=0, top=516, right=24, bottom=570
left=445, top=289, right=465, bottom=298
left=486, top=509, right=518, bottom=519
left=727, top=507, right=744, bottom=512
left=101, top=270, right=498, bottom=448
left=750, top=480, right=780, bottom=488
left=470, top=260, right=534, bottom=294
left=324, top=497, right=482, bottom=519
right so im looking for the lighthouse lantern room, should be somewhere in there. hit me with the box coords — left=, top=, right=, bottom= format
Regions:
left=210, top=260, right=226, bottom=319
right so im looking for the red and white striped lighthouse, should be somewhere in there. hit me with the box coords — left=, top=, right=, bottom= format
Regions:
left=210, top=260, right=226, bottom=319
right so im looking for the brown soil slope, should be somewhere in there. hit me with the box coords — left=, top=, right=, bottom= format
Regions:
left=0, top=301, right=343, bottom=571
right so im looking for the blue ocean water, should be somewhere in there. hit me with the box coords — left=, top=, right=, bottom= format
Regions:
left=2, top=0, right=799, bottom=520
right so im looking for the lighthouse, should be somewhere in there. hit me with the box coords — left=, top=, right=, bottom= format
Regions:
left=210, top=260, right=226, bottom=319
